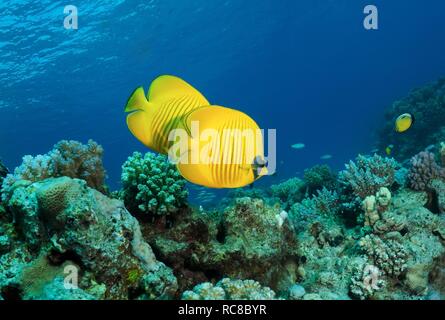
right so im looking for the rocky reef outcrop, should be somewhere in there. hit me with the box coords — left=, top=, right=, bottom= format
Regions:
left=0, top=177, right=177, bottom=300
left=139, top=197, right=299, bottom=296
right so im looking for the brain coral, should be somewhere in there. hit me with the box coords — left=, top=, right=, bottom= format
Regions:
left=121, top=152, right=188, bottom=216
left=339, top=154, right=398, bottom=199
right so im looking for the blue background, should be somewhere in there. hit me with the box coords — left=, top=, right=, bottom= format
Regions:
left=1, top=0, right=445, bottom=192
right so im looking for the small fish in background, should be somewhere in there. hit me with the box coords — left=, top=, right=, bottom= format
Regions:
left=291, top=143, right=305, bottom=149
left=320, top=154, right=332, bottom=160
left=370, top=148, right=379, bottom=154
left=385, top=144, right=394, bottom=156
left=394, top=113, right=415, bottom=133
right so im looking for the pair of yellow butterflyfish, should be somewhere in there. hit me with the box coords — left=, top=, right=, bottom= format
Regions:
left=124, top=75, right=268, bottom=188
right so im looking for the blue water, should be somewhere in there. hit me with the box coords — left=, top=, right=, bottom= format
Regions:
left=1, top=0, right=445, bottom=192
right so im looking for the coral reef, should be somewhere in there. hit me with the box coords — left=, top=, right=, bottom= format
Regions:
left=339, top=154, right=398, bottom=198
left=140, top=197, right=299, bottom=295
left=303, top=164, right=337, bottom=195
left=292, top=188, right=340, bottom=219
left=358, top=234, right=408, bottom=277
left=407, top=151, right=445, bottom=191
left=1, top=140, right=106, bottom=201
left=378, top=78, right=445, bottom=160
left=1, top=133, right=445, bottom=300
left=350, top=263, right=386, bottom=300
left=0, top=160, right=8, bottom=184
left=182, top=278, right=276, bottom=300
left=270, top=177, right=305, bottom=210
left=0, top=177, right=177, bottom=300
left=121, top=152, right=188, bottom=216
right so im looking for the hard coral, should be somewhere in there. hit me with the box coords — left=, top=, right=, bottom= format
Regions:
left=270, top=177, right=305, bottom=210
left=407, top=151, right=445, bottom=191
left=121, top=152, right=188, bottom=216
left=182, top=278, right=276, bottom=300
left=359, top=234, right=408, bottom=277
left=350, top=263, right=386, bottom=300
left=1, top=140, right=107, bottom=202
left=141, top=197, right=299, bottom=294
left=339, top=154, right=398, bottom=198
left=0, top=177, right=177, bottom=299
left=303, top=164, right=337, bottom=195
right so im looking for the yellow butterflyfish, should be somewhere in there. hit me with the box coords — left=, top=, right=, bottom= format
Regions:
left=171, top=106, right=268, bottom=188
left=125, top=76, right=268, bottom=188
left=394, top=113, right=415, bottom=133
left=124, top=75, right=210, bottom=154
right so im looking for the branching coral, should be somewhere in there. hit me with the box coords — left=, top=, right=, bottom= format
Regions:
left=339, top=154, right=398, bottom=198
left=270, top=177, right=305, bottom=210
left=1, top=140, right=106, bottom=201
left=293, top=188, right=340, bottom=218
left=121, top=152, right=188, bottom=216
left=358, top=235, right=408, bottom=277
left=303, top=164, right=337, bottom=194
left=182, top=278, right=276, bottom=300
left=407, top=151, right=445, bottom=191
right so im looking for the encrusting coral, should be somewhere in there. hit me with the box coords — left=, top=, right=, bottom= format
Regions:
left=121, top=152, right=188, bottom=216
left=182, top=278, right=276, bottom=300
left=1, top=140, right=107, bottom=201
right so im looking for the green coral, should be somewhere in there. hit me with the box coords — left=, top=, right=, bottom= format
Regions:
left=182, top=278, right=276, bottom=300
left=121, top=152, right=188, bottom=216
left=303, top=164, right=337, bottom=195
left=270, top=177, right=305, bottom=210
